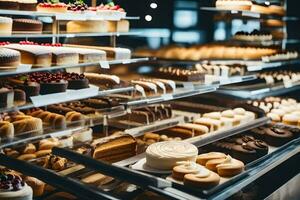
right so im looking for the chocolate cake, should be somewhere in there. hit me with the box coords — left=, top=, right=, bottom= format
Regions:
left=63, top=73, right=89, bottom=90
left=156, top=67, right=205, bottom=82
left=12, top=18, right=43, bottom=33
left=82, top=97, right=119, bottom=109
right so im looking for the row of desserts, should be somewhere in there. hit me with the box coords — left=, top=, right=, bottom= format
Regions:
left=0, top=16, right=129, bottom=36
left=215, top=0, right=285, bottom=16
left=134, top=44, right=298, bottom=61
left=0, top=0, right=126, bottom=18
left=249, top=97, right=300, bottom=127
left=0, top=42, right=131, bottom=70
left=257, top=70, right=300, bottom=85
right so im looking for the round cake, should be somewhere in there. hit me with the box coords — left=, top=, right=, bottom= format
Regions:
left=146, top=141, right=198, bottom=170
left=0, top=17, right=13, bottom=36
left=12, top=19, right=43, bottom=34
left=0, top=169, right=33, bottom=200
left=0, top=48, right=20, bottom=70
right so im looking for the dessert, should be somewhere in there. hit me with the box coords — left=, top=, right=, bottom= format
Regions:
left=172, top=161, right=208, bottom=181
left=36, top=1, right=68, bottom=13
left=18, top=0, right=37, bottom=11
left=5, top=44, right=52, bottom=67
left=0, top=121, right=14, bottom=139
left=250, top=126, right=294, bottom=147
left=0, top=87, right=14, bottom=108
left=145, top=141, right=198, bottom=170
left=62, top=72, right=89, bottom=90
left=13, top=89, right=26, bottom=106
left=24, top=176, right=45, bottom=197
left=12, top=19, right=43, bottom=34
left=84, top=73, right=120, bottom=89
left=0, top=17, right=13, bottom=36
left=0, top=0, right=19, bottom=10
left=282, top=114, right=300, bottom=126
left=193, top=117, right=222, bottom=132
left=0, top=48, right=20, bottom=70
left=72, top=128, right=93, bottom=142
left=66, top=20, right=111, bottom=33
left=216, top=0, right=252, bottom=11
left=91, top=133, right=137, bottom=163
left=233, top=30, right=272, bottom=41
left=9, top=114, right=43, bottom=136
left=183, top=170, right=220, bottom=189
left=64, top=44, right=131, bottom=60
left=81, top=97, right=119, bottom=109
left=29, top=109, right=67, bottom=129
left=96, top=2, right=126, bottom=20
left=156, top=67, right=205, bottom=82
left=60, top=46, right=106, bottom=63
left=67, top=0, right=88, bottom=12
left=215, top=155, right=245, bottom=177
left=0, top=168, right=33, bottom=200
left=196, top=152, right=227, bottom=166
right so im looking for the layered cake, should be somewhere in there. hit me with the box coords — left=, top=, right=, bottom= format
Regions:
left=0, top=168, right=33, bottom=200
left=0, top=48, right=20, bottom=70
left=66, top=20, right=111, bottom=33
left=12, top=19, right=43, bottom=34
left=5, top=44, right=52, bottom=67
left=0, top=0, right=19, bottom=10
left=18, top=0, right=37, bottom=11
left=0, top=17, right=13, bottom=35
left=145, top=141, right=198, bottom=170
left=64, top=44, right=131, bottom=60
left=36, top=1, right=68, bottom=13
left=46, top=46, right=79, bottom=66
left=90, top=133, right=137, bottom=163
left=60, top=47, right=106, bottom=63
left=216, top=0, right=252, bottom=11
left=84, top=72, right=120, bottom=89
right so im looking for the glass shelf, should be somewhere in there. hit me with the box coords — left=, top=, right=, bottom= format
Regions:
left=0, top=31, right=141, bottom=38
left=0, top=86, right=134, bottom=113
left=0, top=9, right=139, bottom=21
left=0, top=57, right=150, bottom=77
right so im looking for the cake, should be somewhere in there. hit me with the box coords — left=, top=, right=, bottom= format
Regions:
left=13, top=89, right=26, bottom=106
left=216, top=0, right=252, bottom=11
left=145, top=141, right=198, bottom=170
left=0, top=0, right=19, bottom=10
left=64, top=44, right=131, bottom=60
left=36, top=2, right=68, bottom=13
left=91, top=133, right=137, bottom=163
left=0, top=17, right=13, bottom=36
left=12, top=19, right=43, bottom=34
left=5, top=44, right=52, bottom=67
left=66, top=20, right=110, bottom=33
left=84, top=72, right=120, bottom=89
left=0, top=168, right=33, bottom=200
left=96, top=2, right=126, bottom=20
left=18, top=0, right=37, bottom=11
left=47, top=46, right=79, bottom=66
left=0, top=87, right=14, bottom=108
left=156, top=67, right=205, bottom=82
left=60, top=47, right=106, bottom=63
left=0, top=48, right=20, bottom=70
left=63, top=72, right=89, bottom=90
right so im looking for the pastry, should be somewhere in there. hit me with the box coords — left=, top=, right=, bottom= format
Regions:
left=11, top=115, right=43, bottom=136
left=24, top=176, right=45, bottom=197
left=145, top=141, right=198, bottom=170
left=0, top=168, right=33, bottom=200
left=12, top=19, right=43, bottom=34
left=216, top=0, right=252, bottom=11
left=36, top=2, right=68, bottom=13
left=183, top=170, right=220, bottom=189
left=72, top=128, right=93, bottom=142
left=0, top=48, right=20, bottom=70
left=196, top=152, right=227, bottom=166
left=0, top=17, right=13, bottom=36
left=29, top=109, right=66, bottom=129
left=18, top=0, right=37, bottom=10
left=91, top=133, right=137, bottom=163
left=13, top=89, right=26, bottom=106
left=0, top=0, right=19, bottom=10
left=215, top=155, right=245, bottom=177
left=0, top=87, right=14, bottom=108
left=21, top=143, right=36, bottom=154
left=0, top=121, right=14, bottom=139
left=58, top=136, right=74, bottom=148
left=38, top=138, right=60, bottom=150
left=172, top=161, right=207, bottom=181
left=156, top=67, right=205, bottom=82
left=35, top=149, right=52, bottom=157
left=282, top=114, right=300, bottom=126
left=96, top=2, right=126, bottom=20
left=193, top=117, right=222, bottom=132
left=17, top=153, right=36, bottom=161
left=84, top=72, right=120, bottom=89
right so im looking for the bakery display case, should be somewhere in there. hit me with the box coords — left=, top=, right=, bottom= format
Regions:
left=0, top=0, right=300, bottom=199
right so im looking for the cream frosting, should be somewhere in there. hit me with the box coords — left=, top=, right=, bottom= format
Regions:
left=146, top=141, right=198, bottom=170
left=0, top=17, right=12, bottom=24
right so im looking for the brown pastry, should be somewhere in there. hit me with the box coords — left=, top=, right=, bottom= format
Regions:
left=183, top=170, right=220, bottom=189
left=216, top=155, right=245, bottom=177
left=172, top=161, right=205, bottom=181
left=11, top=115, right=43, bottom=135
left=24, top=176, right=45, bottom=197
left=22, top=143, right=36, bottom=154
left=29, top=109, right=66, bottom=129
left=38, top=138, right=60, bottom=150
left=196, top=152, right=227, bottom=166
left=0, top=121, right=14, bottom=139
left=35, top=149, right=52, bottom=157
left=17, top=153, right=36, bottom=161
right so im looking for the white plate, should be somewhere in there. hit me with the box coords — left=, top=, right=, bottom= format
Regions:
left=130, top=158, right=172, bottom=174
